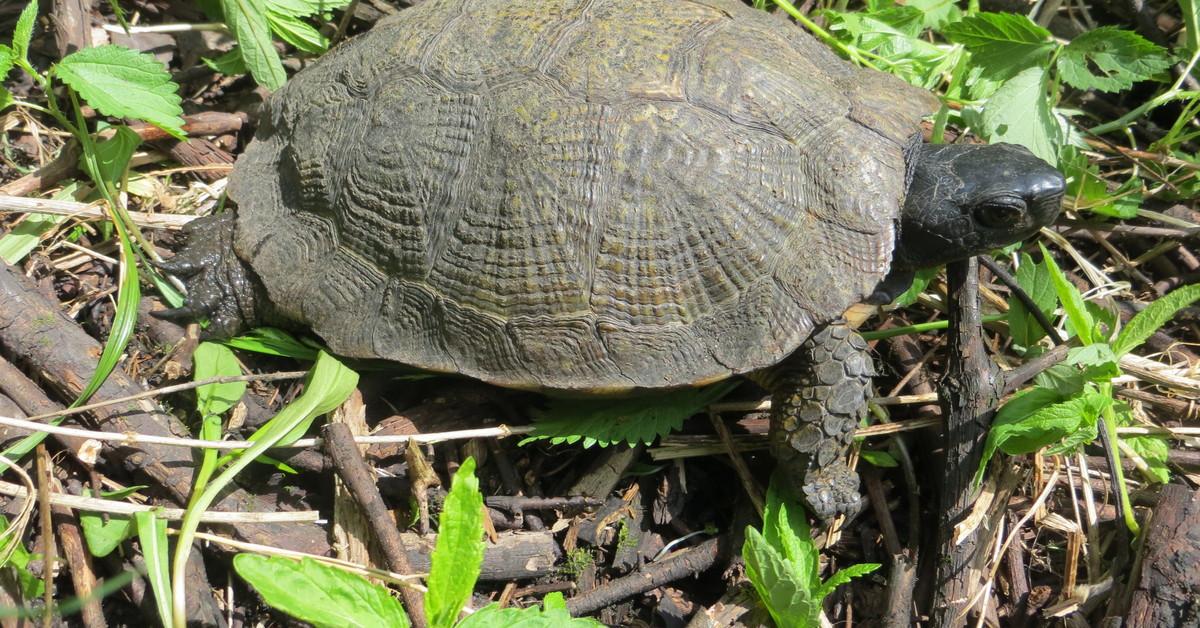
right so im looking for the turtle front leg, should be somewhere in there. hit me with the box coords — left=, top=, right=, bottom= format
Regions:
left=154, top=212, right=264, bottom=338
left=764, top=323, right=873, bottom=519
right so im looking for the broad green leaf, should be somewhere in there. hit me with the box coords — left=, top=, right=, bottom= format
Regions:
left=52, top=46, right=185, bottom=139
left=194, top=342, right=246, bottom=419
left=904, top=0, right=961, bottom=30
left=426, top=458, right=485, bottom=628
left=222, top=327, right=320, bottom=360
left=80, top=513, right=135, bottom=557
left=1112, top=284, right=1200, bottom=355
left=222, top=0, right=287, bottom=90
left=980, top=66, right=1061, bottom=165
left=234, top=555, right=410, bottom=628
left=202, top=48, right=248, bottom=75
left=1007, top=253, right=1057, bottom=348
left=266, top=11, right=328, bottom=54
left=743, top=527, right=819, bottom=627
left=135, top=511, right=172, bottom=627
left=457, top=597, right=603, bottom=627
left=761, top=480, right=815, bottom=588
left=1063, top=148, right=1141, bottom=219
left=87, top=125, right=141, bottom=187
left=891, top=267, right=938, bottom=308
left=12, top=0, right=38, bottom=65
left=1057, top=27, right=1172, bottom=92
left=941, top=13, right=1053, bottom=82
left=263, top=0, right=351, bottom=17
left=828, top=9, right=948, bottom=87
left=1123, top=435, right=1170, bottom=484
left=977, top=387, right=1108, bottom=485
left=0, top=516, right=44, bottom=599
left=0, top=45, right=15, bottom=108
left=1039, top=244, right=1095, bottom=344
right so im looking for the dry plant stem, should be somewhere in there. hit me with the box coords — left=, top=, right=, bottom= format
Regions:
left=708, top=411, right=764, bottom=515
left=324, top=422, right=428, bottom=628
left=0, top=194, right=193, bottom=229
left=1122, top=485, right=1200, bottom=625
left=0, top=480, right=317, bottom=522
left=930, top=258, right=1001, bottom=628
left=565, top=536, right=724, bottom=615
left=36, top=446, right=54, bottom=628
left=51, top=498, right=106, bottom=628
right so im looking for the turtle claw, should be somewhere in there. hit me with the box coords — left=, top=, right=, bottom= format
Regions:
left=151, top=212, right=263, bottom=339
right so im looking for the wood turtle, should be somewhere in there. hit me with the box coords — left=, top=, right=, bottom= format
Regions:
left=159, top=0, right=1066, bottom=518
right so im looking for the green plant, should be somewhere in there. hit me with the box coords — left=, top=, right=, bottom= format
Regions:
left=976, top=251, right=1200, bottom=532
left=743, top=480, right=880, bottom=627
left=234, top=457, right=602, bottom=627
left=204, top=0, right=351, bottom=89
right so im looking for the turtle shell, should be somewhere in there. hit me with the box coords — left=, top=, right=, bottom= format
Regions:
left=227, top=0, right=939, bottom=391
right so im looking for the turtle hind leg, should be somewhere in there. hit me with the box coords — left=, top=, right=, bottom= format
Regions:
left=763, top=323, right=874, bottom=519
left=154, top=212, right=264, bottom=339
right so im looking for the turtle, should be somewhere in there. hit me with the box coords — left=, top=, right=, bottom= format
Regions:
left=158, top=0, right=1066, bottom=519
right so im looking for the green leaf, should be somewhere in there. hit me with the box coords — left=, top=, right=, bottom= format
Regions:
left=1123, top=435, right=1170, bottom=484
left=79, top=512, right=135, bottom=557
left=1057, top=27, right=1172, bottom=92
left=1039, top=243, right=1095, bottom=344
left=941, top=13, right=1053, bottom=82
left=234, top=555, right=410, bottom=628
left=221, top=0, right=287, bottom=90
left=195, top=342, right=246, bottom=419
left=0, top=182, right=82, bottom=264
left=457, top=598, right=603, bottom=627
left=1112, top=284, right=1200, bottom=355
left=890, top=267, right=938, bottom=308
left=222, top=327, right=321, bottom=360
left=977, top=387, right=1108, bottom=484
left=86, top=125, right=141, bottom=186
left=135, top=511, right=172, bottom=627
left=52, top=45, right=185, bottom=139
left=0, top=45, right=15, bottom=108
left=522, top=381, right=737, bottom=448
left=904, top=0, right=961, bottom=30
left=263, top=0, right=351, bottom=17
left=266, top=11, right=328, bottom=54
left=426, top=457, right=485, bottom=628
left=1062, top=148, right=1142, bottom=219
left=860, top=450, right=899, bottom=467
left=12, top=0, right=38, bottom=65
left=743, top=527, right=820, bottom=627
left=1007, top=252, right=1057, bottom=348
left=816, top=562, right=881, bottom=599
left=202, top=48, right=249, bottom=76
left=980, top=66, right=1062, bottom=165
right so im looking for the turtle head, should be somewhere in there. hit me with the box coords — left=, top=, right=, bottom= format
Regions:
left=893, top=142, right=1064, bottom=270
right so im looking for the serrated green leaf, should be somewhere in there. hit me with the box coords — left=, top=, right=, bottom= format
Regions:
left=234, top=555, right=410, bottom=628
left=941, top=13, right=1053, bottom=82
left=743, top=527, right=819, bottom=627
left=827, top=9, right=948, bottom=87
left=1113, top=284, right=1200, bottom=355
left=222, top=0, right=287, bottom=90
left=427, top=457, right=485, bottom=628
left=977, top=387, right=1107, bottom=485
left=263, top=0, right=350, bottom=17
left=904, top=0, right=961, bottom=30
left=0, top=45, right=15, bottom=97
left=816, top=562, right=881, bottom=599
left=980, top=66, right=1061, bottom=165
left=266, top=11, right=328, bottom=53
left=12, top=0, right=38, bottom=65
left=1057, top=27, right=1172, bottom=92
left=521, top=381, right=737, bottom=448
left=135, top=511, right=172, bottom=627
left=195, top=342, right=246, bottom=419
left=52, top=46, right=185, bottom=139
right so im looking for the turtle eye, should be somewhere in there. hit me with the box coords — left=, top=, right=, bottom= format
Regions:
left=974, top=196, right=1027, bottom=229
